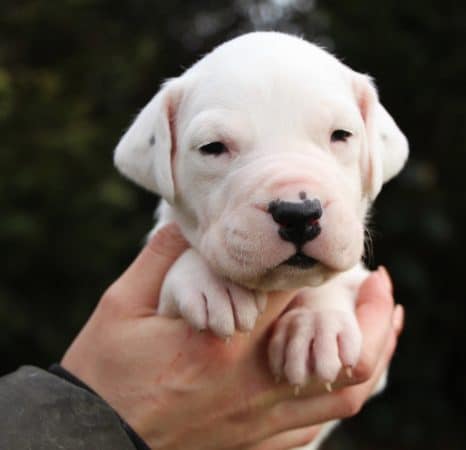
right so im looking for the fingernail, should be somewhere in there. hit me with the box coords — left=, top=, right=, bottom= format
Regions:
left=377, top=266, right=393, bottom=294
left=393, top=304, right=405, bottom=334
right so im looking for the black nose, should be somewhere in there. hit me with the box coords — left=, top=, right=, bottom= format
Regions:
left=268, top=198, right=322, bottom=247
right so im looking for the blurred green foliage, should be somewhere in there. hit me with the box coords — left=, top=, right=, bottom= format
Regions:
left=0, top=1, right=465, bottom=448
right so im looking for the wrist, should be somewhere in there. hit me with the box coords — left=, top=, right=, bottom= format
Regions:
left=49, top=364, right=150, bottom=450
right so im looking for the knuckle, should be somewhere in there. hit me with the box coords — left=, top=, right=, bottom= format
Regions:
left=337, top=391, right=364, bottom=418
left=352, top=354, right=374, bottom=383
left=99, top=284, right=125, bottom=314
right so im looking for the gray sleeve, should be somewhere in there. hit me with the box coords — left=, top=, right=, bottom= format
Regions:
left=0, top=366, right=137, bottom=450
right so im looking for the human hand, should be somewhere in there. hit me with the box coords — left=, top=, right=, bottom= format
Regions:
left=61, top=224, right=403, bottom=450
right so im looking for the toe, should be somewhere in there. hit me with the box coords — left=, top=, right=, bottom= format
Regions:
left=205, top=288, right=235, bottom=337
left=177, top=291, right=208, bottom=331
left=338, top=319, right=362, bottom=370
left=312, top=329, right=342, bottom=383
left=228, top=284, right=259, bottom=332
left=284, top=318, right=313, bottom=386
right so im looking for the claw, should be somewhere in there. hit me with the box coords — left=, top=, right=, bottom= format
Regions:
left=274, top=375, right=281, bottom=384
left=345, top=366, right=353, bottom=378
left=224, top=336, right=231, bottom=344
left=324, top=381, right=333, bottom=392
left=293, top=385, right=301, bottom=396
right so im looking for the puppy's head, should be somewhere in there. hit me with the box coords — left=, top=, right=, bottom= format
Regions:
left=115, top=32, right=408, bottom=290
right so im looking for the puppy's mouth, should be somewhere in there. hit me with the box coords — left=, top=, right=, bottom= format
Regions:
left=281, top=252, right=318, bottom=269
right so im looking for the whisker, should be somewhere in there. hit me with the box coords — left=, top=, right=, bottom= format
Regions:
left=362, top=207, right=376, bottom=266
left=363, top=226, right=374, bottom=266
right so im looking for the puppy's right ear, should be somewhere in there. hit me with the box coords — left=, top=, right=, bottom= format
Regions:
left=114, top=79, right=181, bottom=203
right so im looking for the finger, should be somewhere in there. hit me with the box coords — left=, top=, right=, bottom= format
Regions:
left=351, top=266, right=395, bottom=382
left=111, top=223, right=189, bottom=309
left=251, top=424, right=321, bottom=450
left=393, top=304, right=405, bottom=336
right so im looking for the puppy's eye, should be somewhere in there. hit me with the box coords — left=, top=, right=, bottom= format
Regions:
left=199, top=141, right=228, bottom=156
left=331, top=129, right=352, bottom=142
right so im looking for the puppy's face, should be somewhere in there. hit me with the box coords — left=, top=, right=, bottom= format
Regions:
left=174, top=64, right=368, bottom=290
left=115, top=32, right=408, bottom=290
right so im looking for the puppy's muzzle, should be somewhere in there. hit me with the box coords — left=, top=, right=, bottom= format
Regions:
left=268, top=197, right=322, bottom=247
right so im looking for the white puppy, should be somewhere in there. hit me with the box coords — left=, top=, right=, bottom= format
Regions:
left=114, top=32, right=408, bottom=449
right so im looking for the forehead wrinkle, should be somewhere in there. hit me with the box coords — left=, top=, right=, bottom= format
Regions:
left=179, top=55, right=356, bottom=148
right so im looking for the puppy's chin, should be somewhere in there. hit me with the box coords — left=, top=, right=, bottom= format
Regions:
left=239, top=263, right=338, bottom=291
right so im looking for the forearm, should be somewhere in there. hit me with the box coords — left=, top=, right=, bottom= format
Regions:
left=0, top=365, right=144, bottom=450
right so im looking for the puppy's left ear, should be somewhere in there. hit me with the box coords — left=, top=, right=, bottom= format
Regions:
left=353, top=73, right=409, bottom=200
left=114, top=79, right=181, bottom=203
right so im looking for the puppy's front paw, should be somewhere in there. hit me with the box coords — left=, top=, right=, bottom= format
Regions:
left=158, top=249, right=265, bottom=338
left=268, top=307, right=361, bottom=388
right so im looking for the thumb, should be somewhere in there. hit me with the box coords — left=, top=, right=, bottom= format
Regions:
left=358, top=266, right=393, bottom=303
left=111, top=223, right=189, bottom=311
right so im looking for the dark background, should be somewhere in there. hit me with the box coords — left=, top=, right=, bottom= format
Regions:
left=1, top=1, right=465, bottom=449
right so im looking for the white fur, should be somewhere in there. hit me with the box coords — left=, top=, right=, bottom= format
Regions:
left=114, top=32, right=408, bottom=449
